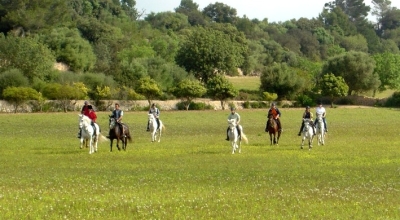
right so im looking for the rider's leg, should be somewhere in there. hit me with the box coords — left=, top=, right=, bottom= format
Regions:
left=156, top=118, right=160, bottom=129
left=298, top=122, right=304, bottom=136
left=226, top=127, right=229, bottom=141
left=77, top=128, right=82, bottom=138
left=237, top=126, right=241, bottom=137
left=323, top=118, right=328, bottom=132
left=146, top=121, right=150, bottom=131
left=277, top=118, right=282, bottom=131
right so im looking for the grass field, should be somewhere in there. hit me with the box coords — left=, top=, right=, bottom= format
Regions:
left=0, top=107, right=399, bottom=219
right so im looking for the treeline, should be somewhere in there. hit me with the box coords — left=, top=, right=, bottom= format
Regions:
left=0, top=0, right=400, bottom=111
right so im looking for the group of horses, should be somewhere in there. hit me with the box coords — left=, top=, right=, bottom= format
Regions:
left=78, top=113, right=165, bottom=154
left=300, top=113, right=326, bottom=150
left=78, top=111, right=326, bottom=154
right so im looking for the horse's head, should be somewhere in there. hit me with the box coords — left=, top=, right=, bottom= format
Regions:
left=79, top=114, right=91, bottom=128
left=109, top=115, right=116, bottom=129
left=227, top=119, right=236, bottom=129
left=148, top=114, right=155, bottom=123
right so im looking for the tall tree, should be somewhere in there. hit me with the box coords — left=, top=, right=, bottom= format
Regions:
left=202, top=2, right=238, bottom=24
left=322, top=51, right=380, bottom=95
left=175, top=0, right=207, bottom=26
left=206, top=75, right=238, bottom=110
left=176, top=26, right=247, bottom=84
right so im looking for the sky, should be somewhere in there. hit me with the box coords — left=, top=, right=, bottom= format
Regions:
left=135, top=0, right=400, bottom=23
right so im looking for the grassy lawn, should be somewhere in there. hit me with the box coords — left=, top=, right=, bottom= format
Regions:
left=227, top=76, right=260, bottom=91
left=0, top=108, right=399, bottom=219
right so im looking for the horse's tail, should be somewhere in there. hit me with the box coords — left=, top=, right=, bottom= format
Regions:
left=98, top=134, right=108, bottom=143
left=161, top=124, right=166, bottom=132
left=241, top=132, right=248, bottom=144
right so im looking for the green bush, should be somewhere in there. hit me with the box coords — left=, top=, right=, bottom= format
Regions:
left=295, top=94, right=314, bottom=107
left=176, top=101, right=213, bottom=110
left=385, top=92, right=400, bottom=107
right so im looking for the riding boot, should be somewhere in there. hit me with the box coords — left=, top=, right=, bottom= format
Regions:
left=226, top=128, right=229, bottom=141
left=77, top=129, right=81, bottom=138
left=313, top=127, right=316, bottom=136
left=265, top=124, right=268, bottom=132
left=298, top=123, right=304, bottom=136
left=146, top=121, right=150, bottom=131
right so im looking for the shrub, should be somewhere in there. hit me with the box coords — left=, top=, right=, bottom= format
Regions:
left=385, top=92, right=400, bottom=107
left=176, top=101, right=213, bottom=110
left=295, top=94, right=314, bottom=107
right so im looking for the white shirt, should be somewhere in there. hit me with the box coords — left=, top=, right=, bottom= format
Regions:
left=316, top=106, right=326, bottom=117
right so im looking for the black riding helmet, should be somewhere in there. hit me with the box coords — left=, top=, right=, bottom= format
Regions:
left=306, top=106, right=310, bottom=109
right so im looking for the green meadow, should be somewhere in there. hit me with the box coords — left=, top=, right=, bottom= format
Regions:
left=0, top=107, right=399, bottom=219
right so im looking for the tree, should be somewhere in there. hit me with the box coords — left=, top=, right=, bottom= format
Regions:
left=206, top=75, right=238, bottom=110
left=320, top=73, right=349, bottom=107
left=2, top=87, right=40, bottom=113
left=136, top=77, right=163, bottom=105
left=373, top=52, right=400, bottom=94
left=260, top=63, right=305, bottom=100
left=176, top=26, right=247, bottom=84
left=0, top=69, right=29, bottom=98
left=145, top=12, right=189, bottom=32
left=172, top=79, right=207, bottom=110
left=322, top=51, right=380, bottom=95
left=0, top=34, right=55, bottom=83
left=42, top=83, right=86, bottom=112
left=202, top=2, right=238, bottom=24
left=41, top=27, right=97, bottom=72
left=175, top=0, right=208, bottom=26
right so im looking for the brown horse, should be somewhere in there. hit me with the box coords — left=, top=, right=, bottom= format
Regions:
left=266, top=114, right=281, bottom=145
left=108, top=116, right=132, bottom=152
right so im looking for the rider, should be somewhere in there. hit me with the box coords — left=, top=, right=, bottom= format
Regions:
left=109, top=103, right=125, bottom=138
left=315, top=101, right=328, bottom=132
left=266, top=102, right=282, bottom=132
left=77, top=100, right=90, bottom=138
left=87, top=105, right=97, bottom=136
left=147, top=103, right=160, bottom=131
left=81, top=100, right=90, bottom=116
left=298, top=106, right=316, bottom=136
left=226, top=106, right=241, bottom=141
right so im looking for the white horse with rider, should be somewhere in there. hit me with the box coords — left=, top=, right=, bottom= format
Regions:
left=148, top=113, right=165, bottom=142
left=300, top=118, right=314, bottom=150
left=227, top=119, right=248, bottom=154
left=78, top=114, right=106, bottom=154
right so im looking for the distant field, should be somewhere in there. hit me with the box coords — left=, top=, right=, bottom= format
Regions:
left=228, top=76, right=396, bottom=98
left=227, top=76, right=260, bottom=91
left=0, top=108, right=399, bottom=219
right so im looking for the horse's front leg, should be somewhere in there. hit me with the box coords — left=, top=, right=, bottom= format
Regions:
left=151, top=131, right=156, bottom=142
left=301, top=137, right=305, bottom=149
left=110, top=139, right=113, bottom=152
left=80, top=138, right=84, bottom=149
left=116, top=139, right=121, bottom=151
left=231, top=141, right=236, bottom=154
left=269, top=134, right=273, bottom=145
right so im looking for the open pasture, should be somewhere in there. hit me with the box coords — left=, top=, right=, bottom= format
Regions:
left=0, top=107, right=399, bottom=219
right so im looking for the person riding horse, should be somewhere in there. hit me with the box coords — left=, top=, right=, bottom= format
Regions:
left=87, top=105, right=97, bottom=136
left=226, top=107, right=241, bottom=141
left=266, top=103, right=282, bottom=132
left=147, top=103, right=160, bottom=131
left=315, top=101, right=328, bottom=132
left=298, top=106, right=316, bottom=136
left=108, top=103, right=125, bottom=138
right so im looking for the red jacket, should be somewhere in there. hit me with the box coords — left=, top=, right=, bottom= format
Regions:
left=87, top=111, right=97, bottom=123
left=81, top=105, right=90, bottom=116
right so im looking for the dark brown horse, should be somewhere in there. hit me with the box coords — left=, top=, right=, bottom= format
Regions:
left=108, top=116, right=132, bottom=151
left=266, top=114, right=281, bottom=145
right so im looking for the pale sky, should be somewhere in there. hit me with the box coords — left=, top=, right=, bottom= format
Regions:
left=135, top=0, right=400, bottom=23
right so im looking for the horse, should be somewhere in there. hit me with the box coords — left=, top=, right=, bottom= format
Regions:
left=300, top=118, right=314, bottom=150
left=227, top=119, right=248, bottom=154
left=266, top=114, right=281, bottom=145
left=108, top=116, right=132, bottom=151
left=148, top=113, right=165, bottom=142
left=315, top=113, right=325, bottom=146
left=78, top=114, right=107, bottom=154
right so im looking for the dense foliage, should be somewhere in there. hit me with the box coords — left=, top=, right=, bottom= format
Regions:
left=1, top=0, right=400, bottom=106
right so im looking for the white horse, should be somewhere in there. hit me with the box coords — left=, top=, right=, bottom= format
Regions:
left=315, top=113, right=325, bottom=146
left=300, top=118, right=314, bottom=150
left=148, top=114, right=165, bottom=142
left=227, top=119, right=248, bottom=154
left=78, top=114, right=106, bottom=154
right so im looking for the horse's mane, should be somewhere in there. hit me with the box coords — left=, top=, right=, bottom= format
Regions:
left=80, top=114, right=91, bottom=124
